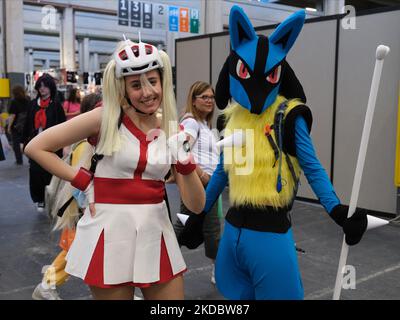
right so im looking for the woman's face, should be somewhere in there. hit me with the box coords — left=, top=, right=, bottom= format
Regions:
left=193, top=88, right=215, bottom=116
left=38, top=83, right=50, bottom=99
left=125, top=70, right=162, bottom=115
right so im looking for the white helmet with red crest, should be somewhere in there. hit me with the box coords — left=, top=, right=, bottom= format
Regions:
left=114, top=36, right=163, bottom=79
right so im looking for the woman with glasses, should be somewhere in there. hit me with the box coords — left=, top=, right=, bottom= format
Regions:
left=173, top=81, right=221, bottom=284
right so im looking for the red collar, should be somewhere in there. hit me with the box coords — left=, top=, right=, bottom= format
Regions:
left=39, top=97, right=51, bottom=108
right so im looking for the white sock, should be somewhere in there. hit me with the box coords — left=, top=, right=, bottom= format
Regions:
left=41, top=281, right=50, bottom=290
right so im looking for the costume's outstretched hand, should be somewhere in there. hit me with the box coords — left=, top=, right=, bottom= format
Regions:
left=330, top=204, right=368, bottom=246
left=177, top=212, right=206, bottom=249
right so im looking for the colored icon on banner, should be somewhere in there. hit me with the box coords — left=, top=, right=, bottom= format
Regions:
left=118, top=0, right=129, bottom=26
left=179, top=8, right=189, bottom=32
left=131, top=1, right=141, bottom=27
left=143, top=2, right=152, bottom=29
left=169, top=6, right=179, bottom=32
left=190, top=8, right=199, bottom=33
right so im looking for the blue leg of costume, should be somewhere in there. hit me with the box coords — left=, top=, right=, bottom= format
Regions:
left=215, top=221, right=303, bottom=300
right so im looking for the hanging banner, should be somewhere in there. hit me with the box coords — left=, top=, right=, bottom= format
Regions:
left=179, top=8, right=189, bottom=32
left=118, top=1, right=199, bottom=32
left=154, top=3, right=167, bottom=30
left=142, top=2, right=153, bottom=29
left=169, top=6, right=179, bottom=32
left=131, top=1, right=141, bottom=27
left=190, top=8, right=199, bottom=33
left=118, top=0, right=129, bottom=26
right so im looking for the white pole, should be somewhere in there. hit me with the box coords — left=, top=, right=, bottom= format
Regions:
left=332, top=45, right=390, bottom=300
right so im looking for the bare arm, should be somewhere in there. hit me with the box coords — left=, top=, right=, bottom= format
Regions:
left=186, top=129, right=210, bottom=186
left=195, top=166, right=210, bottom=186
left=173, top=166, right=205, bottom=214
left=24, top=107, right=102, bottom=181
left=66, top=110, right=81, bottom=117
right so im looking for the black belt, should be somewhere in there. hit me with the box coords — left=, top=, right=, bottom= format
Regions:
left=225, top=205, right=292, bottom=233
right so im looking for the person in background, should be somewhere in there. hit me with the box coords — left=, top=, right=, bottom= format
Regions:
left=173, top=81, right=221, bottom=284
left=23, top=73, right=66, bottom=212
left=0, top=126, right=5, bottom=161
left=63, top=88, right=81, bottom=121
left=32, top=93, right=102, bottom=300
left=7, top=85, right=30, bottom=165
left=52, top=74, right=65, bottom=105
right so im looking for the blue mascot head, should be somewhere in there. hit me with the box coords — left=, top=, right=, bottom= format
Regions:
left=216, top=6, right=306, bottom=114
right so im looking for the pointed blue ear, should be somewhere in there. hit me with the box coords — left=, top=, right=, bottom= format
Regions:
left=269, top=10, right=305, bottom=55
left=229, top=5, right=257, bottom=51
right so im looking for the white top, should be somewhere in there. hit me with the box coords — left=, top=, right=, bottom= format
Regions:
left=181, top=116, right=219, bottom=175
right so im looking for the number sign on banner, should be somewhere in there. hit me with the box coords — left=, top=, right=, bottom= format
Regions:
left=179, top=8, right=189, bottom=32
left=131, top=1, right=141, bottom=27
left=118, top=0, right=129, bottom=26
left=169, top=6, right=179, bottom=32
left=143, top=3, right=152, bottom=29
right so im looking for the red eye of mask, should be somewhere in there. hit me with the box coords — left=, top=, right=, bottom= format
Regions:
left=266, top=65, right=281, bottom=84
left=236, top=59, right=250, bottom=79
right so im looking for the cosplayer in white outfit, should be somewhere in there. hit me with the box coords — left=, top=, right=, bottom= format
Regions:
left=25, top=38, right=205, bottom=300
left=65, top=116, right=186, bottom=285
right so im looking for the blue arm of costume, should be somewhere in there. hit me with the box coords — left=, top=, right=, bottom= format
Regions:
left=203, top=153, right=228, bottom=213
left=295, top=116, right=340, bottom=214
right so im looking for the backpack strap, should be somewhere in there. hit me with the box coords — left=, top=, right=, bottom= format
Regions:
left=274, top=101, right=289, bottom=193
left=57, top=197, right=75, bottom=217
left=263, top=100, right=300, bottom=194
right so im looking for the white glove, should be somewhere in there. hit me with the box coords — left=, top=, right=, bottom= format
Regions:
left=167, top=131, right=191, bottom=164
left=216, top=130, right=246, bottom=152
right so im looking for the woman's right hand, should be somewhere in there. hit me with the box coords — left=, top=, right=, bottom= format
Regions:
left=89, top=203, right=96, bottom=217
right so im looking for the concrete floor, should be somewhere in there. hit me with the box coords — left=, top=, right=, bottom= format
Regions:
left=1, top=153, right=400, bottom=300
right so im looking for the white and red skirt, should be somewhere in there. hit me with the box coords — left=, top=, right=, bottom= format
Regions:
left=65, top=199, right=186, bottom=287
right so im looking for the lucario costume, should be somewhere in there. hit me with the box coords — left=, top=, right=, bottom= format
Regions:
left=179, top=6, right=369, bottom=300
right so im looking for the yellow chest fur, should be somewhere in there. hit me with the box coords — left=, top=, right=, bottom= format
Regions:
left=223, top=96, right=302, bottom=208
